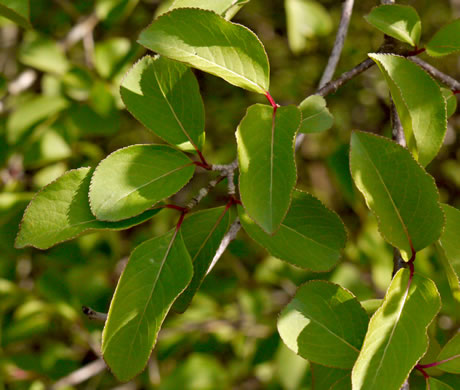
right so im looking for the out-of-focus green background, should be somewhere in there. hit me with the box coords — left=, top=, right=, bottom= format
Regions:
left=0, top=0, right=459, bottom=388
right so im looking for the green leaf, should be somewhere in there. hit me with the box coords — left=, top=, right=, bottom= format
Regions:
left=19, top=32, right=70, bottom=74
left=15, top=168, right=160, bottom=250
left=369, top=54, right=447, bottom=167
left=360, top=299, right=382, bottom=316
left=102, top=230, right=193, bottom=381
left=94, top=37, right=131, bottom=79
left=121, top=56, right=205, bottom=152
left=161, top=0, right=248, bottom=20
left=278, top=281, right=368, bottom=369
left=351, top=269, right=441, bottom=390
left=138, top=8, right=270, bottom=94
left=298, top=95, right=334, bottom=133
left=89, top=145, right=195, bottom=221
left=0, top=0, right=30, bottom=28
left=311, top=364, right=350, bottom=390
left=95, top=0, right=138, bottom=24
left=285, top=0, right=332, bottom=54
left=435, top=332, right=460, bottom=374
left=426, top=20, right=460, bottom=57
left=6, top=95, right=69, bottom=144
left=331, top=376, right=352, bottom=390
left=437, top=204, right=460, bottom=294
left=365, top=5, right=421, bottom=47
left=173, top=206, right=232, bottom=313
left=237, top=104, right=301, bottom=234
left=428, top=378, right=455, bottom=390
left=350, top=131, right=444, bottom=258
left=239, top=190, right=346, bottom=271
left=442, top=88, right=458, bottom=118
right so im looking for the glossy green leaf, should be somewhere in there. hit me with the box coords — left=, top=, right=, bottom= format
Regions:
left=277, top=281, right=368, bottom=369
left=369, top=54, right=447, bottom=166
left=311, top=364, right=350, bottom=390
left=173, top=206, right=232, bottom=313
left=6, top=95, right=69, bottom=144
left=161, top=0, right=248, bottom=20
left=437, top=204, right=460, bottom=293
left=435, top=332, right=460, bottom=374
left=138, top=8, right=270, bottom=94
left=298, top=95, right=334, bottom=133
left=237, top=104, right=301, bottom=233
left=121, top=56, right=205, bottom=152
left=285, top=0, right=332, bottom=54
left=426, top=20, right=460, bottom=57
left=0, top=0, right=30, bottom=28
left=89, top=145, right=194, bottom=221
left=350, top=131, right=444, bottom=258
left=19, top=32, right=70, bottom=74
left=239, top=190, right=346, bottom=271
left=427, top=378, right=454, bottom=390
left=365, top=5, right=421, bottom=47
left=15, top=168, right=160, bottom=250
left=331, top=376, right=352, bottom=390
left=352, top=269, right=441, bottom=390
left=102, top=230, right=193, bottom=381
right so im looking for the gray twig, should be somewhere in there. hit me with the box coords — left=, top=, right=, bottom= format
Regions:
left=316, top=58, right=375, bottom=97
left=207, top=219, right=241, bottom=275
left=61, top=13, right=99, bottom=49
left=318, top=0, right=355, bottom=88
left=51, top=359, right=106, bottom=389
left=409, top=57, right=460, bottom=91
left=82, top=306, right=107, bottom=322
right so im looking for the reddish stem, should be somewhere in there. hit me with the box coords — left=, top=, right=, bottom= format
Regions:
left=194, top=161, right=212, bottom=170
left=406, top=47, right=426, bottom=56
left=415, top=365, right=430, bottom=379
left=175, top=210, right=187, bottom=231
left=453, top=90, right=460, bottom=95
left=196, top=150, right=211, bottom=170
left=265, top=91, right=279, bottom=114
left=417, top=354, right=460, bottom=369
left=164, top=204, right=187, bottom=212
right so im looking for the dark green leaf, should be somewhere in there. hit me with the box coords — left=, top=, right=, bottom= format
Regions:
left=0, top=0, right=30, bottom=28
left=121, top=56, right=205, bottom=152
left=426, top=20, right=460, bottom=57
left=352, top=269, right=441, bottom=390
left=173, top=206, right=232, bottom=313
left=237, top=104, right=301, bottom=233
left=102, top=230, right=193, bottom=381
left=15, top=168, right=160, bottom=249
left=350, top=131, right=444, bottom=258
left=138, top=8, right=270, bottom=94
left=370, top=54, right=447, bottom=167
left=435, top=332, right=460, bottom=374
left=89, top=145, right=195, bottom=221
left=239, top=190, right=346, bottom=271
left=365, top=5, right=421, bottom=46
left=298, top=95, right=334, bottom=133
left=277, top=281, right=368, bottom=369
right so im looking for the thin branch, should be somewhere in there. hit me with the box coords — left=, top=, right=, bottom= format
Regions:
left=409, top=57, right=460, bottom=91
left=390, top=101, right=406, bottom=147
left=61, top=13, right=99, bottom=50
left=212, top=159, right=238, bottom=195
left=51, top=359, right=106, bottom=389
left=82, top=306, right=107, bottom=322
left=318, top=0, right=355, bottom=88
left=186, top=175, right=225, bottom=209
left=206, top=219, right=241, bottom=275
left=316, top=58, right=375, bottom=97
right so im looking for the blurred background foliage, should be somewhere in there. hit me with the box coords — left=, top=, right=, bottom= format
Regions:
left=0, top=0, right=459, bottom=388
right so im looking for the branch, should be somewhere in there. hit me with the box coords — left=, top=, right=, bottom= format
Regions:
left=61, top=13, right=99, bottom=50
left=409, top=57, right=460, bottom=91
left=51, top=359, right=106, bottom=389
left=82, top=306, right=107, bottom=322
left=316, top=58, right=375, bottom=97
left=318, top=0, right=355, bottom=88
left=206, top=218, right=241, bottom=275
